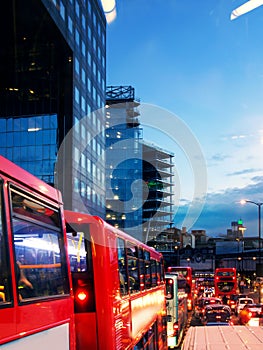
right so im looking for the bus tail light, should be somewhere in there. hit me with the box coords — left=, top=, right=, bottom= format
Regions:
left=73, top=275, right=96, bottom=313
left=76, top=289, right=88, bottom=302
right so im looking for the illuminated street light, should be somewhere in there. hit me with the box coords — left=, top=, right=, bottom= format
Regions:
left=240, top=199, right=262, bottom=263
left=240, top=199, right=263, bottom=301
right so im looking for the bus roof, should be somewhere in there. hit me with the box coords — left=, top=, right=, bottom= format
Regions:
left=64, top=210, right=162, bottom=259
left=0, top=155, right=62, bottom=203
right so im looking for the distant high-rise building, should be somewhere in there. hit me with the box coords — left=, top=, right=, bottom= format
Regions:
left=105, top=85, right=143, bottom=240
left=142, top=141, right=174, bottom=242
left=0, top=0, right=106, bottom=217
left=105, top=86, right=175, bottom=242
left=227, top=220, right=246, bottom=239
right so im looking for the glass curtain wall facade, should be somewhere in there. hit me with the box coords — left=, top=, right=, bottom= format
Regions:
left=0, top=115, right=58, bottom=185
left=0, top=0, right=106, bottom=217
left=105, top=86, right=144, bottom=240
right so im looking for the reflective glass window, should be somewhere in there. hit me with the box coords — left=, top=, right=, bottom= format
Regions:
left=118, top=238, right=128, bottom=296
left=60, top=1, right=65, bottom=20
left=68, top=16, right=73, bottom=33
left=11, top=187, right=69, bottom=301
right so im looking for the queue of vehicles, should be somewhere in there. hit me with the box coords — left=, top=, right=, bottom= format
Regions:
left=193, top=267, right=263, bottom=328
left=0, top=152, right=261, bottom=350
left=166, top=265, right=263, bottom=348
left=181, top=266, right=263, bottom=349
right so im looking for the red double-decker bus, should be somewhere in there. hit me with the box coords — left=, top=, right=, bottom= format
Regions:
left=214, top=267, right=238, bottom=297
left=167, top=266, right=194, bottom=311
left=0, top=156, right=75, bottom=349
left=65, top=210, right=167, bottom=350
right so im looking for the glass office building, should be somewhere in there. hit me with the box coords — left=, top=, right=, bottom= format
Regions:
left=105, top=86, right=144, bottom=240
left=0, top=114, right=58, bottom=185
left=105, top=86, right=175, bottom=242
left=0, top=0, right=106, bottom=217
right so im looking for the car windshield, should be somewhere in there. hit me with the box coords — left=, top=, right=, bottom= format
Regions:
left=206, top=307, right=230, bottom=313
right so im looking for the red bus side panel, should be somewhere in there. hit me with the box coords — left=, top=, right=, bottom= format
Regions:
left=75, top=313, right=97, bottom=349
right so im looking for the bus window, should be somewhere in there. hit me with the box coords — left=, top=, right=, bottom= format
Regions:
left=117, top=238, right=128, bottom=296
left=138, top=247, right=145, bottom=290
left=127, top=241, right=140, bottom=293
left=145, top=258, right=151, bottom=289
left=11, top=189, right=70, bottom=301
left=156, top=261, right=162, bottom=284
left=214, top=268, right=237, bottom=297
left=67, top=232, right=88, bottom=272
left=151, top=259, right=157, bottom=287
left=67, top=228, right=96, bottom=313
left=11, top=190, right=59, bottom=227
left=0, top=180, right=11, bottom=304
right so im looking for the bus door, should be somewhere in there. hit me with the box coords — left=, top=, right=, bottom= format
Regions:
left=66, top=221, right=97, bottom=350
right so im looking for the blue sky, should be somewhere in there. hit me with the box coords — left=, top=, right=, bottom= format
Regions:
left=106, top=0, right=263, bottom=237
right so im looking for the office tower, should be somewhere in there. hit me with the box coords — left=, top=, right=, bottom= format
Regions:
left=105, top=85, right=144, bottom=240
left=0, top=0, right=106, bottom=217
left=106, top=86, right=174, bottom=241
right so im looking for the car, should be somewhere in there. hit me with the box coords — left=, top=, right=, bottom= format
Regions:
left=235, top=297, right=254, bottom=315
left=239, top=303, right=263, bottom=325
left=195, top=297, right=222, bottom=318
left=202, top=304, right=231, bottom=325
left=227, top=294, right=246, bottom=312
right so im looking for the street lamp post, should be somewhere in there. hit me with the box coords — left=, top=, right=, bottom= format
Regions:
left=240, top=200, right=262, bottom=264
left=240, top=199, right=263, bottom=302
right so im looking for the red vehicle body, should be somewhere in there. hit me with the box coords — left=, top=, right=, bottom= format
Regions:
left=0, top=156, right=75, bottom=349
left=65, top=210, right=167, bottom=350
left=166, top=266, right=194, bottom=311
left=214, top=268, right=237, bottom=297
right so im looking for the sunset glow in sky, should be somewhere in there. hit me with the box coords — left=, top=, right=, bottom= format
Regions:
left=106, top=0, right=263, bottom=236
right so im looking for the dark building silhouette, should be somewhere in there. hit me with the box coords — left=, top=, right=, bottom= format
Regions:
left=0, top=0, right=106, bottom=217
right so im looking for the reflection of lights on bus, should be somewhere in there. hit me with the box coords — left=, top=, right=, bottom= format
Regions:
left=65, top=210, right=167, bottom=349
left=15, top=236, right=60, bottom=254
left=167, top=266, right=194, bottom=311
left=0, top=155, right=75, bottom=349
left=165, top=275, right=188, bottom=348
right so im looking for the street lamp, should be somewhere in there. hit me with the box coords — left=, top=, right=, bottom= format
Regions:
left=240, top=199, right=263, bottom=301
left=174, top=245, right=180, bottom=266
left=240, top=200, right=262, bottom=264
